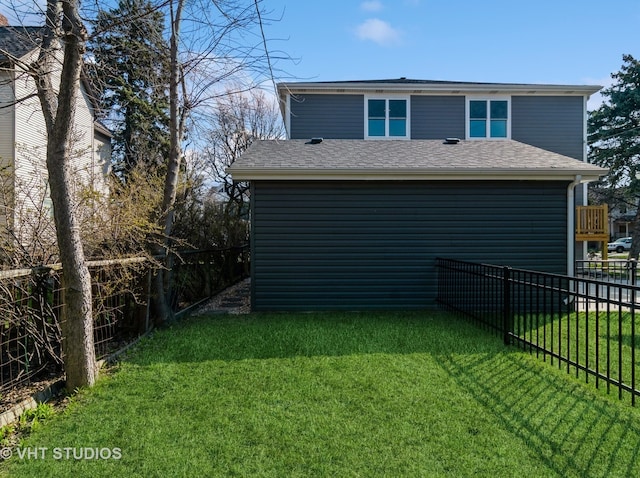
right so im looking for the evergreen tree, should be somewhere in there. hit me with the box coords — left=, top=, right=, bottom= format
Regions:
left=90, top=0, right=170, bottom=178
left=588, top=54, right=640, bottom=257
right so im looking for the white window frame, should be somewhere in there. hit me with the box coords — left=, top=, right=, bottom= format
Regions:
left=365, top=95, right=411, bottom=139
left=465, top=96, right=511, bottom=140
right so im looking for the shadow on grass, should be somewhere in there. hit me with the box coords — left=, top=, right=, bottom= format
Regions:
left=439, top=351, right=640, bottom=478
left=127, top=310, right=640, bottom=477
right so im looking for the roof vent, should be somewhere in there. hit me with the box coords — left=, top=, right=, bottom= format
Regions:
left=444, top=137, right=460, bottom=145
left=306, top=137, right=323, bottom=145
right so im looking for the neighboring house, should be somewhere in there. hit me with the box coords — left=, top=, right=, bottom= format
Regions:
left=0, top=25, right=111, bottom=258
left=598, top=191, right=639, bottom=240
left=229, top=78, right=607, bottom=311
left=610, top=205, right=637, bottom=240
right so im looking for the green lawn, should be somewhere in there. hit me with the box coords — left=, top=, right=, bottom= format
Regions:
left=512, top=309, right=640, bottom=401
left=3, top=311, right=640, bottom=477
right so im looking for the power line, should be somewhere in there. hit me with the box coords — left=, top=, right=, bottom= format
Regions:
left=254, top=0, right=277, bottom=99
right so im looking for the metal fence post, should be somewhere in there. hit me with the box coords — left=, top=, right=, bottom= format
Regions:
left=631, top=259, right=638, bottom=286
left=631, top=284, right=637, bottom=406
left=503, top=266, right=512, bottom=346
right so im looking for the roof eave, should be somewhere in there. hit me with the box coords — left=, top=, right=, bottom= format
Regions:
left=277, top=82, right=602, bottom=97
left=93, top=120, right=113, bottom=138
left=229, top=168, right=606, bottom=182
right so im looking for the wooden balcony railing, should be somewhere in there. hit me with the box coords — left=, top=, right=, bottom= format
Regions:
left=576, top=205, right=609, bottom=242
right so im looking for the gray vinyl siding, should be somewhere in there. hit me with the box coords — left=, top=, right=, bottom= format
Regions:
left=511, top=96, right=585, bottom=159
left=251, top=180, right=568, bottom=311
left=411, top=96, right=465, bottom=139
left=289, top=94, right=364, bottom=139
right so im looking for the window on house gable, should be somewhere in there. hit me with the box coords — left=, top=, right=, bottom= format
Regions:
left=468, top=99, right=509, bottom=139
left=366, top=97, right=409, bottom=139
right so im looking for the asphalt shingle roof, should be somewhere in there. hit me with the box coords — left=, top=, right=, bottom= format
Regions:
left=0, top=26, right=42, bottom=63
left=228, top=139, right=607, bottom=181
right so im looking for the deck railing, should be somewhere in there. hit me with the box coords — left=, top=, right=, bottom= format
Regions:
left=576, top=205, right=609, bottom=242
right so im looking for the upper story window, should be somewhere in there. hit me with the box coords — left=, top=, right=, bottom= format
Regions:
left=467, top=98, right=510, bottom=139
left=366, top=96, right=410, bottom=139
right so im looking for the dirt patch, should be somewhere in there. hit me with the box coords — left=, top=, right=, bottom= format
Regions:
left=1, top=375, right=63, bottom=415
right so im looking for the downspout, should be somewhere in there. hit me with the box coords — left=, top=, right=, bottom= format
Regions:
left=582, top=95, right=590, bottom=259
left=567, top=175, right=582, bottom=276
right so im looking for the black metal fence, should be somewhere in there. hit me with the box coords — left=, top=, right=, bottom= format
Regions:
left=0, top=246, right=249, bottom=395
left=576, top=259, right=638, bottom=285
left=436, top=257, right=640, bottom=405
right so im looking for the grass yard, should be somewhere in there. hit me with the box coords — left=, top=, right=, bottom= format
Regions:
left=511, top=309, right=640, bottom=401
left=3, top=311, right=640, bottom=477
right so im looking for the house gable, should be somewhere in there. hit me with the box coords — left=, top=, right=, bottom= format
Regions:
left=233, top=78, right=606, bottom=311
left=279, top=79, right=600, bottom=158
left=0, top=25, right=112, bottom=255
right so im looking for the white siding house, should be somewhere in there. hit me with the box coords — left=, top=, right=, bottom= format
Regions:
left=0, top=26, right=111, bottom=261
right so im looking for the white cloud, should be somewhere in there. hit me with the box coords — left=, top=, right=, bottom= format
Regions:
left=361, top=1, right=384, bottom=12
left=355, top=18, right=401, bottom=46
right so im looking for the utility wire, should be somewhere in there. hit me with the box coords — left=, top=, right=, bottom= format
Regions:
left=254, top=0, right=277, bottom=99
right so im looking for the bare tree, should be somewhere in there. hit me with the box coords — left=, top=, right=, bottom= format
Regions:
left=205, top=88, right=284, bottom=214
left=150, top=0, right=288, bottom=323
left=35, top=0, right=96, bottom=389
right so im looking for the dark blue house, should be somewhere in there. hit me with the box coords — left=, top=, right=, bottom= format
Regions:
left=229, top=79, right=607, bottom=311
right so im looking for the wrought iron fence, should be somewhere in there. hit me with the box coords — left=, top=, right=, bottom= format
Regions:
left=436, top=257, right=640, bottom=405
left=575, top=259, right=638, bottom=285
left=0, top=246, right=249, bottom=395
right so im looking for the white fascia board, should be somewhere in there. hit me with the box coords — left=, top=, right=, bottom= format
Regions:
left=229, top=168, right=606, bottom=183
left=277, top=82, right=602, bottom=97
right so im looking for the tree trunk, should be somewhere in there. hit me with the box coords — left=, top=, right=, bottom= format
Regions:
left=48, top=144, right=97, bottom=389
left=37, top=0, right=96, bottom=390
left=150, top=260, right=172, bottom=325
left=151, top=0, right=185, bottom=325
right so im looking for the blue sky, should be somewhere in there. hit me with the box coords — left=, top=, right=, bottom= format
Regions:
left=4, top=0, right=638, bottom=109
left=263, top=0, right=640, bottom=108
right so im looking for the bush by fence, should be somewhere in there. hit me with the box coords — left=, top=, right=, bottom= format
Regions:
left=0, top=246, right=248, bottom=395
left=436, top=257, right=640, bottom=405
